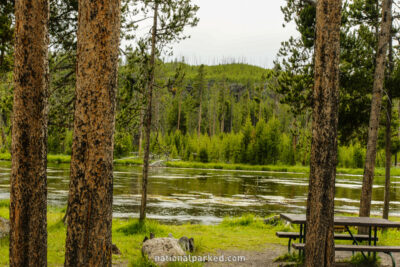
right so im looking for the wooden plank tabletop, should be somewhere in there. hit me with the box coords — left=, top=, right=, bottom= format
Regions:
left=280, top=213, right=400, bottom=228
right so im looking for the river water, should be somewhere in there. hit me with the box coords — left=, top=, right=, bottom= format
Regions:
left=0, top=161, right=399, bottom=224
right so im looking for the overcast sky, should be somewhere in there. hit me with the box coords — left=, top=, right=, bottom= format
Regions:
left=166, top=0, right=299, bottom=68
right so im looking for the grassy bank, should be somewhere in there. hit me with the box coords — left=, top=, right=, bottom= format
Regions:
left=164, top=161, right=400, bottom=177
left=0, top=153, right=143, bottom=166
left=1, top=152, right=400, bottom=176
left=0, top=200, right=400, bottom=266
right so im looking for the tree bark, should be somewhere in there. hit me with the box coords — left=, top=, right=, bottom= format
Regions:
left=10, top=0, right=49, bottom=265
left=140, top=2, right=158, bottom=222
left=359, top=0, right=392, bottom=221
left=305, top=0, right=341, bottom=266
left=383, top=25, right=393, bottom=220
left=64, top=0, right=120, bottom=265
left=383, top=96, right=392, bottom=219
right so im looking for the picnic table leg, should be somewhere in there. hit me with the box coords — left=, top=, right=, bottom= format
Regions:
left=304, top=224, right=307, bottom=243
left=385, top=252, right=396, bottom=267
left=300, top=224, right=303, bottom=243
left=368, top=226, right=372, bottom=257
left=345, top=225, right=368, bottom=260
left=299, top=224, right=305, bottom=256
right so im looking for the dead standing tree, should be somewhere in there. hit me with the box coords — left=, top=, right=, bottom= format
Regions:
left=138, top=0, right=199, bottom=222
left=359, top=0, right=392, bottom=226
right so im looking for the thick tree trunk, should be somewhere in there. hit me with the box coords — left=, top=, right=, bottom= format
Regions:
left=305, top=1, right=341, bottom=266
left=359, top=0, right=392, bottom=221
left=64, top=0, right=120, bottom=265
left=10, top=0, right=49, bottom=265
left=140, top=2, right=158, bottom=222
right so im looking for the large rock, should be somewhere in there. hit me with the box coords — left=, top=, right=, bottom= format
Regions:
left=0, top=217, right=10, bottom=238
left=142, top=237, right=185, bottom=266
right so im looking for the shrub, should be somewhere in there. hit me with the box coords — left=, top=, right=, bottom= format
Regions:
left=198, top=147, right=208, bottom=163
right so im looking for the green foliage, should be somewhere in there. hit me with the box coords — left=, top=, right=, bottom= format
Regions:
left=0, top=0, right=14, bottom=73
left=198, top=147, right=208, bottom=163
left=114, top=131, right=134, bottom=157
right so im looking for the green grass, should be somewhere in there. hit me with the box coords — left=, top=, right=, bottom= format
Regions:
left=166, top=160, right=400, bottom=176
left=113, top=158, right=143, bottom=165
left=0, top=203, right=399, bottom=266
left=165, top=161, right=309, bottom=173
left=0, top=205, right=289, bottom=266
left=0, top=153, right=144, bottom=166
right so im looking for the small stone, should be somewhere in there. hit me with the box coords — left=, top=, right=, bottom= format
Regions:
left=112, top=243, right=121, bottom=255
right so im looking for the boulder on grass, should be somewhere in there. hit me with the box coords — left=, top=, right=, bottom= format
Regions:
left=0, top=217, right=9, bottom=239
left=142, top=237, right=185, bottom=266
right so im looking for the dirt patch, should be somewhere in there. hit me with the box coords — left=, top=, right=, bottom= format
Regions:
left=204, top=244, right=400, bottom=267
left=111, top=244, right=400, bottom=266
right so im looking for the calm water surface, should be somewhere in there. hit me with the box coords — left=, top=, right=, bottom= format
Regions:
left=0, top=161, right=399, bottom=224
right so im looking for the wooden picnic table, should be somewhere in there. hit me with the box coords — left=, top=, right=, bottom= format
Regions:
left=279, top=213, right=400, bottom=265
left=280, top=213, right=400, bottom=228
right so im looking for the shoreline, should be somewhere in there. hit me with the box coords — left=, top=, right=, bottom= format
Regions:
left=1, top=152, right=399, bottom=176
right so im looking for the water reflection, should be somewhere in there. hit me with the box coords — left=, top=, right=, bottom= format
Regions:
left=0, top=161, right=399, bottom=224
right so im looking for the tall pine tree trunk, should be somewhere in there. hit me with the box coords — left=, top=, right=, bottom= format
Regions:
left=10, top=0, right=49, bottom=265
left=64, top=0, right=120, bottom=265
left=360, top=0, right=392, bottom=221
left=140, top=2, right=158, bottom=222
left=383, top=32, right=393, bottom=219
left=305, top=0, right=341, bottom=266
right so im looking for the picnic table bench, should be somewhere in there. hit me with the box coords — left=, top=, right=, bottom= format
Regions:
left=278, top=213, right=400, bottom=267
left=276, top=231, right=378, bottom=253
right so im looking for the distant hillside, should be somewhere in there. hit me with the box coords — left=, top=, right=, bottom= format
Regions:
left=163, top=62, right=271, bottom=84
